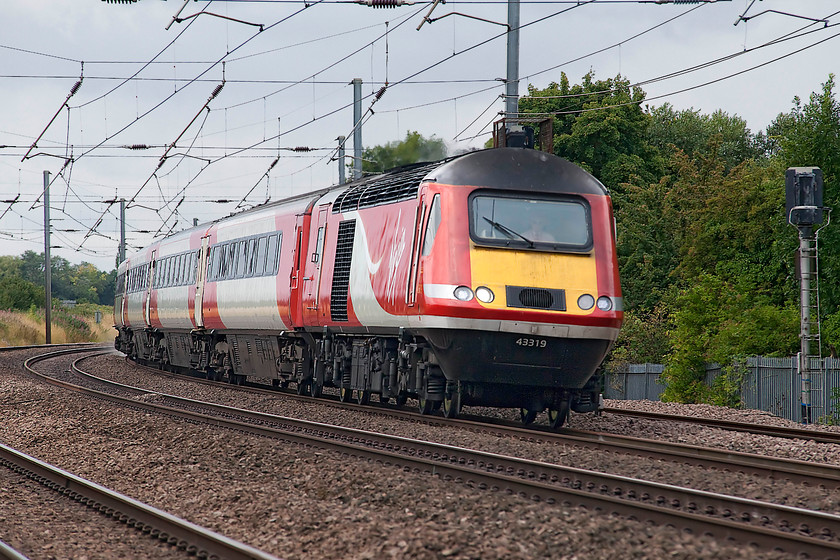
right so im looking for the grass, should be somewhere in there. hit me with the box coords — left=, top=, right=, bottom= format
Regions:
left=0, top=305, right=115, bottom=347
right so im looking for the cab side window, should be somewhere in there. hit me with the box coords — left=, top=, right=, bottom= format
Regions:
left=422, top=194, right=442, bottom=256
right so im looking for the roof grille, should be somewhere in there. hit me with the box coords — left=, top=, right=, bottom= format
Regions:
left=330, top=220, right=356, bottom=322
left=505, top=286, right=566, bottom=311
left=333, top=162, right=439, bottom=213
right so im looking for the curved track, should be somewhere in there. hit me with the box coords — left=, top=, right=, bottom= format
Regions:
left=17, top=347, right=281, bottom=560
left=23, top=347, right=840, bottom=559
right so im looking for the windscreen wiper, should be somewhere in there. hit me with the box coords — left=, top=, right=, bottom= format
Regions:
left=482, top=216, right=534, bottom=247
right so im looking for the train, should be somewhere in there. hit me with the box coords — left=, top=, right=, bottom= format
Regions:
left=113, top=146, right=623, bottom=428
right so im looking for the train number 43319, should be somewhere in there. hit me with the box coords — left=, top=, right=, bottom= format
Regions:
left=515, top=338, right=547, bottom=348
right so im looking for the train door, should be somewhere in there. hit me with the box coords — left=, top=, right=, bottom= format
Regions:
left=289, top=213, right=309, bottom=327
left=194, top=236, right=210, bottom=328
left=406, top=193, right=427, bottom=307
left=303, top=206, right=329, bottom=325
left=143, top=252, right=156, bottom=327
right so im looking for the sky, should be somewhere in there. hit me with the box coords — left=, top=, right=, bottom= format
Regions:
left=0, top=0, right=837, bottom=272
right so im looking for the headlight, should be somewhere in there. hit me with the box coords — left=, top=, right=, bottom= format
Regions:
left=475, top=286, right=494, bottom=303
left=596, top=296, right=613, bottom=311
left=577, top=294, right=595, bottom=310
left=453, top=286, right=474, bottom=301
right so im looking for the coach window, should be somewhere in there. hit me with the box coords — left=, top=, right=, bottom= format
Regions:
left=189, top=252, right=197, bottom=283
left=255, top=236, right=267, bottom=276
left=245, top=238, right=256, bottom=276
left=207, top=248, right=217, bottom=281
left=266, top=234, right=279, bottom=274
left=175, top=254, right=182, bottom=284
left=234, top=241, right=245, bottom=277
left=422, top=194, right=442, bottom=256
left=216, top=246, right=224, bottom=280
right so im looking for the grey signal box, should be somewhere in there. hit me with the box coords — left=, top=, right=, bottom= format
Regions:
left=786, top=167, right=824, bottom=226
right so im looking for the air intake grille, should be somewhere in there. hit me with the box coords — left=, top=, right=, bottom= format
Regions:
left=330, top=220, right=356, bottom=322
left=505, top=286, right=566, bottom=311
left=333, top=162, right=439, bottom=213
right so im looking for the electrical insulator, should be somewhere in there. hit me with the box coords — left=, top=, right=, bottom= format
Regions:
left=126, top=144, right=150, bottom=150
left=293, top=147, right=312, bottom=152
left=69, top=80, right=83, bottom=96
left=358, top=0, right=410, bottom=8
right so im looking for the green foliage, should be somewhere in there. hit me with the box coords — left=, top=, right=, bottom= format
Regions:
left=0, top=276, right=44, bottom=310
left=821, top=387, right=840, bottom=425
left=648, top=104, right=763, bottom=171
left=708, top=362, right=746, bottom=409
left=662, top=275, right=799, bottom=403
left=605, top=305, right=672, bottom=372
left=361, top=131, right=447, bottom=173
left=1, top=251, right=116, bottom=306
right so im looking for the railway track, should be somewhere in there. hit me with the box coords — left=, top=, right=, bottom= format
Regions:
left=0, top=539, right=28, bottom=560
left=603, top=406, right=840, bottom=445
left=24, top=347, right=840, bottom=559
left=0, top=438, right=279, bottom=560
left=119, top=352, right=840, bottom=490
left=3, top=346, right=279, bottom=560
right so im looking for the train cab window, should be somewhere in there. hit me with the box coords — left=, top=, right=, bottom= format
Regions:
left=422, top=194, right=442, bottom=256
left=469, top=193, right=592, bottom=252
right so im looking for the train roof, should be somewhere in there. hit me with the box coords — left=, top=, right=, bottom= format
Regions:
left=426, top=147, right=608, bottom=196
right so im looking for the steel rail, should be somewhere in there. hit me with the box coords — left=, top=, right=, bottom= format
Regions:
left=0, top=540, right=30, bottom=560
left=122, top=353, right=840, bottom=489
left=29, top=350, right=840, bottom=558
left=19, top=349, right=281, bottom=560
left=603, top=407, right=840, bottom=445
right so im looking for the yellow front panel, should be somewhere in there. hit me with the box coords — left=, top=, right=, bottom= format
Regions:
left=469, top=245, right=597, bottom=315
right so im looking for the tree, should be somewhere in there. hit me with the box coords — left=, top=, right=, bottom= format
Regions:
left=361, top=131, right=447, bottom=173
left=0, top=276, right=43, bottom=310
left=519, top=71, right=662, bottom=194
left=648, top=104, right=762, bottom=172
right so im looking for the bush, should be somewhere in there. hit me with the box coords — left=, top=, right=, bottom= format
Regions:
left=662, top=274, right=798, bottom=403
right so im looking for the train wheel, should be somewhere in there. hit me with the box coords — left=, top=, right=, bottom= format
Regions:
left=309, top=380, right=322, bottom=398
left=339, top=387, right=353, bottom=403
left=547, top=401, right=570, bottom=429
left=296, top=380, right=309, bottom=395
left=418, top=397, right=434, bottom=415
left=356, top=390, right=371, bottom=405
left=442, top=385, right=461, bottom=419
left=395, top=394, right=408, bottom=407
left=519, top=408, right=538, bottom=426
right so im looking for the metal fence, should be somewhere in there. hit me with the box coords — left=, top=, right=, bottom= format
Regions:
left=605, top=357, right=840, bottom=424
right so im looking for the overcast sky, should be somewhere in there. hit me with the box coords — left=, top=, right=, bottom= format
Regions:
left=0, top=0, right=837, bottom=271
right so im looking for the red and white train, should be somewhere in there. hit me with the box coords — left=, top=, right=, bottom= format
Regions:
left=114, top=147, right=622, bottom=427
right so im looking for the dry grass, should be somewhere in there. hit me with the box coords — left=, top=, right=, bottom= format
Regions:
left=0, top=308, right=115, bottom=347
